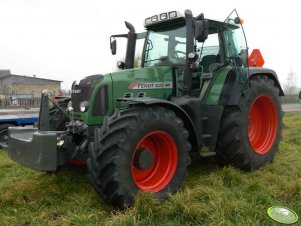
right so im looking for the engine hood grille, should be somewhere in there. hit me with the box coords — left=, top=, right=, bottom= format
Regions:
left=71, top=74, right=103, bottom=112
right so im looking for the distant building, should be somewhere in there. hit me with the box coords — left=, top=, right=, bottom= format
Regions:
left=0, top=70, right=62, bottom=98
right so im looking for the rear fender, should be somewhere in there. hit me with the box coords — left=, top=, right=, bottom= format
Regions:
left=249, top=67, right=284, bottom=96
left=219, top=67, right=284, bottom=106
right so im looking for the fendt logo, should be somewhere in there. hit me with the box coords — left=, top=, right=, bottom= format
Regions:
left=71, top=89, right=81, bottom=94
left=129, top=82, right=173, bottom=90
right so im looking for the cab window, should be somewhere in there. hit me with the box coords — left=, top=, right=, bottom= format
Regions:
left=197, top=33, right=221, bottom=73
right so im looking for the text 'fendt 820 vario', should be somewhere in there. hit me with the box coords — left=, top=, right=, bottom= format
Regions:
left=8, top=9, right=284, bottom=207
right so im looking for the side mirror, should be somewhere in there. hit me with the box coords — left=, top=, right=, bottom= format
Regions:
left=240, top=49, right=248, bottom=67
left=195, top=19, right=208, bottom=42
left=111, top=39, right=117, bottom=55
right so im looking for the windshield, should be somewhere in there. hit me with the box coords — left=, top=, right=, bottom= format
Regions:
left=143, top=25, right=186, bottom=67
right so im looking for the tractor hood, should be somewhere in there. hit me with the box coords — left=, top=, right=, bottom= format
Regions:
left=110, top=66, right=174, bottom=102
left=70, top=73, right=112, bottom=125
left=71, top=74, right=104, bottom=112
left=70, top=66, right=174, bottom=125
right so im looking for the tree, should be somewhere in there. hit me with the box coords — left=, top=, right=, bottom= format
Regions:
left=284, top=68, right=297, bottom=95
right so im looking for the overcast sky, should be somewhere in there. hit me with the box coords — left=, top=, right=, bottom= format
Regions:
left=0, top=0, right=300, bottom=89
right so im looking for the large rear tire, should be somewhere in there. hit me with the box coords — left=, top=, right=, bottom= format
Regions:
left=216, top=76, right=283, bottom=171
left=87, top=107, right=191, bottom=207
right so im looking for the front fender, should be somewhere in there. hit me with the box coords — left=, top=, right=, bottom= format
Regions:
left=117, top=97, right=200, bottom=152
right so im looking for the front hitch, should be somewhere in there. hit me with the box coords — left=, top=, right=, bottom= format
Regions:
left=8, top=127, right=67, bottom=171
left=7, top=91, right=70, bottom=172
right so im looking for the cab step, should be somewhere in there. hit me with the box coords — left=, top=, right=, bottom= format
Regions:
left=202, top=134, right=212, bottom=139
left=199, top=151, right=216, bottom=157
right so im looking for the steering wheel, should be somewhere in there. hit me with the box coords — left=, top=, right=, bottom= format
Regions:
left=174, top=51, right=186, bottom=64
left=175, top=51, right=186, bottom=59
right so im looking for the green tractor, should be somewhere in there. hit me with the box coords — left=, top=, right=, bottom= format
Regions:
left=8, top=9, right=283, bottom=207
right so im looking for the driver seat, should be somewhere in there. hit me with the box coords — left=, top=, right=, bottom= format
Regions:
left=199, top=55, right=217, bottom=73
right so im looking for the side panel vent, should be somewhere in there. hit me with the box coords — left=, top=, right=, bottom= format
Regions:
left=137, top=92, right=146, bottom=98
left=124, top=93, right=133, bottom=98
left=92, top=85, right=108, bottom=116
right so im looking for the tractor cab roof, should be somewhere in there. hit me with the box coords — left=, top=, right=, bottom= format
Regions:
left=144, top=11, right=239, bottom=34
left=207, top=19, right=239, bottom=32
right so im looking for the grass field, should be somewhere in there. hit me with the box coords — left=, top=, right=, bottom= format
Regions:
left=1, top=113, right=301, bottom=226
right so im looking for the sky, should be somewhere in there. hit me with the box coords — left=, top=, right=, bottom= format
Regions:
left=0, top=0, right=300, bottom=90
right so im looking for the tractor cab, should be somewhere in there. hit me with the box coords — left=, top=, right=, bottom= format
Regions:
left=142, top=10, right=249, bottom=98
left=142, top=15, right=247, bottom=70
left=111, top=9, right=249, bottom=97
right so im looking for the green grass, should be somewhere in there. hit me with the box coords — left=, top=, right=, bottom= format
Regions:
left=1, top=113, right=301, bottom=225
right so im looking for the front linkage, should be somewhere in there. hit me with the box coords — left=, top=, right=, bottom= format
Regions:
left=8, top=91, right=88, bottom=171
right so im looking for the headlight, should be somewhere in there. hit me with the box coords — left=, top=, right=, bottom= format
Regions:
left=151, top=15, right=158, bottom=22
left=169, top=11, right=177, bottom=18
left=80, top=101, right=89, bottom=112
left=160, top=13, right=168, bottom=20
left=145, top=18, right=152, bottom=25
left=67, top=101, right=73, bottom=111
left=144, top=11, right=183, bottom=27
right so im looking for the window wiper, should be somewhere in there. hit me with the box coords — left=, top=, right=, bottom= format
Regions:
left=145, top=56, right=168, bottom=63
left=144, top=58, right=161, bottom=63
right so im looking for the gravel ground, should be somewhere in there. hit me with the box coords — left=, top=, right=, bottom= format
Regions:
left=282, top=103, right=301, bottom=112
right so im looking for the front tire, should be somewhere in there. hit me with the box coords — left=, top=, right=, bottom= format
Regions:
left=216, top=76, right=283, bottom=171
left=87, top=107, right=191, bottom=206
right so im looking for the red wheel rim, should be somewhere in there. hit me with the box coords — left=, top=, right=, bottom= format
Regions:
left=248, top=95, right=278, bottom=154
left=132, top=131, right=178, bottom=192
